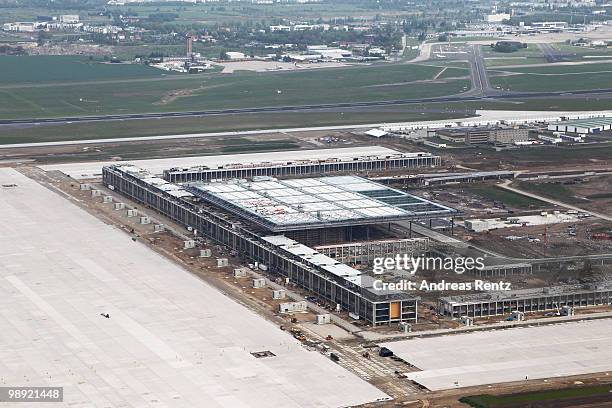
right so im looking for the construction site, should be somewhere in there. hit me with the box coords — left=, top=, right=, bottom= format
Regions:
left=30, top=144, right=610, bottom=327
left=3, top=141, right=612, bottom=407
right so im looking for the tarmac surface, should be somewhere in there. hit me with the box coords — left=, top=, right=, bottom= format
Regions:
left=380, top=319, right=612, bottom=391
left=0, top=168, right=389, bottom=408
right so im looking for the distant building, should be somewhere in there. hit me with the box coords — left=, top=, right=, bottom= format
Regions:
left=270, top=25, right=291, bottom=32
left=532, top=21, right=568, bottom=31
left=548, top=117, right=612, bottom=134
left=59, top=15, right=79, bottom=23
left=436, top=128, right=467, bottom=143
left=486, top=13, right=511, bottom=23
left=424, top=140, right=447, bottom=148
left=436, top=126, right=529, bottom=145
left=490, top=127, right=529, bottom=145
left=538, top=135, right=562, bottom=144
left=367, top=47, right=386, bottom=56
left=225, top=51, right=246, bottom=60
left=2, top=22, right=38, bottom=32
left=465, top=128, right=491, bottom=145
left=314, top=47, right=352, bottom=59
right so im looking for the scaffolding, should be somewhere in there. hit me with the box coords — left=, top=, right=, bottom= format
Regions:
left=315, top=238, right=430, bottom=265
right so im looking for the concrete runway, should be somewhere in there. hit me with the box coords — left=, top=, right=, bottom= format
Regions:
left=2, top=87, right=612, bottom=127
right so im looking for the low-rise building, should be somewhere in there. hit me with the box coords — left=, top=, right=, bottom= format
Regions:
left=225, top=51, right=247, bottom=60
left=486, top=13, right=511, bottom=23
left=439, top=282, right=612, bottom=318
left=436, top=126, right=528, bottom=145
left=59, top=15, right=79, bottom=23
left=490, top=127, right=529, bottom=144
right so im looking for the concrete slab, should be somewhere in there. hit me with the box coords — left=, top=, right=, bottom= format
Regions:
left=380, top=319, right=612, bottom=391
left=0, top=168, right=389, bottom=407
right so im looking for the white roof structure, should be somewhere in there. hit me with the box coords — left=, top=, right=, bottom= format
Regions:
left=39, top=146, right=401, bottom=179
left=380, top=319, right=612, bottom=391
left=190, top=175, right=456, bottom=231
left=364, top=129, right=388, bottom=138
left=118, top=165, right=194, bottom=198
left=262, top=235, right=364, bottom=286
left=0, top=168, right=389, bottom=407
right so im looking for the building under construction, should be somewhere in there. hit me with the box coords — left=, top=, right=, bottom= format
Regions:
left=438, top=282, right=612, bottom=319
left=315, top=238, right=430, bottom=265
left=103, top=164, right=459, bottom=325
left=163, top=151, right=441, bottom=183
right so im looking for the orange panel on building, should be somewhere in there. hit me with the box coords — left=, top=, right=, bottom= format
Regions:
left=390, top=302, right=401, bottom=319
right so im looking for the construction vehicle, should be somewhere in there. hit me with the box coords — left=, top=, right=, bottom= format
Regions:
left=290, top=327, right=306, bottom=342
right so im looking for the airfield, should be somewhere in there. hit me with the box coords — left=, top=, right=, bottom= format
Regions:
left=380, top=319, right=612, bottom=391
left=0, top=168, right=389, bottom=407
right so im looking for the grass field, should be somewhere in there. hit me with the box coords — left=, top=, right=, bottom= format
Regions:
left=484, top=56, right=548, bottom=67
left=489, top=62, right=612, bottom=91
left=463, top=185, right=547, bottom=209
left=0, top=57, right=470, bottom=119
left=402, top=37, right=421, bottom=60
left=551, top=43, right=612, bottom=60
left=495, top=62, right=612, bottom=75
left=483, top=44, right=547, bottom=67
left=460, top=384, right=612, bottom=408
left=515, top=181, right=585, bottom=204
left=0, top=56, right=170, bottom=84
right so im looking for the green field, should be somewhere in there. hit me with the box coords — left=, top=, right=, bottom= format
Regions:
left=550, top=43, right=612, bottom=60
left=515, top=181, right=584, bottom=204
left=483, top=43, right=547, bottom=67
left=435, top=65, right=471, bottom=79
left=463, top=185, right=547, bottom=209
left=485, top=56, right=548, bottom=67
left=495, top=62, right=612, bottom=75
left=402, top=37, right=421, bottom=60
left=0, top=57, right=470, bottom=119
left=460, top=385, right=612, bottom=408
left=0, top=56, right=170, bottom=84
left=489, top=62, right=612, bottom=91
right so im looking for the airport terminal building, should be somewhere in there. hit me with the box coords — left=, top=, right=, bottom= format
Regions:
left=163, top=151, right=441, bottom=183
left=103, top=164, right=459, bottom=325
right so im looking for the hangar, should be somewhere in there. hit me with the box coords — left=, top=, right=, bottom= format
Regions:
left=548, top=117, right=612, bottom=134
